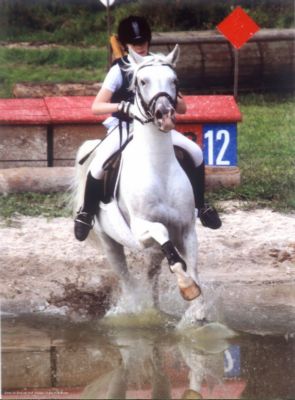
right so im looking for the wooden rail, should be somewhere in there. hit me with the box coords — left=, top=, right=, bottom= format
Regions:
left=151, top=29, right=295, bottom=45
left=150, top=29, right=295, bottom=93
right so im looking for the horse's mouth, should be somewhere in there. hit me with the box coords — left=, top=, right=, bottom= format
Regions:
left=154, top=106, right=176, bottom=132
left=157, top=111, right=176, bottom=132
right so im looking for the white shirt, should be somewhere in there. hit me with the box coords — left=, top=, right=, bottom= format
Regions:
left=101, top=63, right=124, bottom=93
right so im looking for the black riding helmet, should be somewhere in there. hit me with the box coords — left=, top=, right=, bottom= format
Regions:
left=118, top=16, right=151, bottom=46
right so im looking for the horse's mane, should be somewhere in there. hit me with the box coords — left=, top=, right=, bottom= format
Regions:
left=122, top=52, right=175, bottom=92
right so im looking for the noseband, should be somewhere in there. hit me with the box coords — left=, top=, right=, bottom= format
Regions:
left=134, top=63, right=179, bottom=124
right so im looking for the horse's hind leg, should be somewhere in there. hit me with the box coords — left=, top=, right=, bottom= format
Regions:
left=148, top=266, right=161, bottom=308
left=99, top=232, right=134, bottom=291
left=145, top=250, right=164, bottom=308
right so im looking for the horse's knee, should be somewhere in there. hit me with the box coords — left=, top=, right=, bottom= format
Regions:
left=132, top=220, right=169, bottom=247
left=148, top=222, right=169, bottom=245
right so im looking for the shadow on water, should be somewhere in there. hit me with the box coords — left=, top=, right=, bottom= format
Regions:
left=2, top=311, right=295, bottom=399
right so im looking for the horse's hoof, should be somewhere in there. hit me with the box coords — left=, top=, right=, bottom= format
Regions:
left=170, top=262, right=201, bottom=301
left=181, top=389, right=203, bottom=399
left=180, top=282, right=201, bottom=301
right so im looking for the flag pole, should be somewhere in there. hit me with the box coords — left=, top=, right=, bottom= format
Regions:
left=233, top=47, right=239, bottom=99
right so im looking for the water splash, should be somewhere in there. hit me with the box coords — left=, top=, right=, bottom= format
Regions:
left=102, top=307, right=176, bottom=330
left=106, top=276, right=154, bottom=315
left=179, top=322, right=237, bottom=354
left=103, top=276, right=177, bottom=330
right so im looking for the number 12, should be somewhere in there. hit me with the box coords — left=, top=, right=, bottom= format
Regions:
left=203, top=124, right=237, bottom=166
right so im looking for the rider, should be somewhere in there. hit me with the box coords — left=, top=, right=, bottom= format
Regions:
left=74, top=15, right=221, bottom=241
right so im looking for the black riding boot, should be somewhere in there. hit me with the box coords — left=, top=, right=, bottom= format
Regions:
left=191, top=162, right=222, bottom=230
left=74, top=172, right=104, bottom=241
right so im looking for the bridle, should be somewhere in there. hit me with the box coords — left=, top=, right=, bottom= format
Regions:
left=133, top=63, right=179, bottom=125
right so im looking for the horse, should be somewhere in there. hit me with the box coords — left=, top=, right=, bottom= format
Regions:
left=73, top=45, right=205, bottom=318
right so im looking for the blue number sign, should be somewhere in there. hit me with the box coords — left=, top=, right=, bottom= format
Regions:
left=203, top=123, right=237, bottom=166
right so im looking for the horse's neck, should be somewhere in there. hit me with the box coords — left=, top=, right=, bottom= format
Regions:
left=132, top=120, right=176, bottom=166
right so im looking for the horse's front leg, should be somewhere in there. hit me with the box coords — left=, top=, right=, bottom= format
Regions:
left=162, top=240, right=201, bottom=301
left=131, top=218, right=201, bottom=301
left=178, top=227, right=206, bottom=323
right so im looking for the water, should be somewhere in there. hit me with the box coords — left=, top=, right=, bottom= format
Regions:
left=2, top=312, right=295, bottom=399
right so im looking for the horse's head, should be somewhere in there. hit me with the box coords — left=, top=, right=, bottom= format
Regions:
left=128, top=45, right=180, bottom=132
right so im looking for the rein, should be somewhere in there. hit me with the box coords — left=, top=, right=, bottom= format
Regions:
left=133, top=63, right=179, bottom=125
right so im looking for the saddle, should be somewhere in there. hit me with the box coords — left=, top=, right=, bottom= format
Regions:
left=102, top=143, right=196, bottom=203
left=102, top=150, right=123, bottom=203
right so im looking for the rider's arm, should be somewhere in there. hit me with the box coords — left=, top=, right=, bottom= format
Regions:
left=91, top=87, right=118, bottom=115
left=176, top=93, right=187, bottom=114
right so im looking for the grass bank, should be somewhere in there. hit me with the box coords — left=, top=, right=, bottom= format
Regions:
left=209, top=94, right=295, bottom=212
left=0, top=46, right=107, bottom=97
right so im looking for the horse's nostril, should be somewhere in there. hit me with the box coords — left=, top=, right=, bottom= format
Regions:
left=155, top=110, right=163, bottom=119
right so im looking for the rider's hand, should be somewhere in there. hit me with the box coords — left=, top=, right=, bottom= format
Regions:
left=118, top=101, right=135, bottom=118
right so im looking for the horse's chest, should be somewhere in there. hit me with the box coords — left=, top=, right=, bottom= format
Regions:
left=122, top=160, right=182, bottom=197
left=119, top=142, right=194, bottom=224
left=121, top=164, right=192, bottom=217
left=122, top=175, right=169, bottom=207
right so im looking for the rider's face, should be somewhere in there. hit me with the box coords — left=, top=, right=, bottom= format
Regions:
left=127, top=42, right=149, bottom=57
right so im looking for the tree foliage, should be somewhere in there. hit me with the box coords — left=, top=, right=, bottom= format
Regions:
left=0, top=0, right=293, bottom=44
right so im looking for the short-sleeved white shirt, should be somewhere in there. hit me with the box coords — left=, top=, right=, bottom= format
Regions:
left=101, top=63, right=124, bottom=93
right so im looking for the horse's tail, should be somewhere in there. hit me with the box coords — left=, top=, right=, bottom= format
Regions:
left=72, top=139, right=101, bottom=216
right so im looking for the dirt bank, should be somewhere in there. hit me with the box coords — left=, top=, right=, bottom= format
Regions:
left=1, top=203, right=295, bottom=331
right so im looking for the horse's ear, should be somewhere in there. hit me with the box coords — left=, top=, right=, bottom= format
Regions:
left=166, top=44, right=180, bottom=67
left=128, top=46, right=145, bottom=65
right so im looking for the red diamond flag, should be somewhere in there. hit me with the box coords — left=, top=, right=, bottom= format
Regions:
left=217, top=6, right=260, bottom=49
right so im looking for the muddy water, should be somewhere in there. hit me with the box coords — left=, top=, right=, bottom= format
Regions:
left=2, top=312, right=295, bottom=400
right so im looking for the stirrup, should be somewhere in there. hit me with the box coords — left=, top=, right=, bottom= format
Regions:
left=199, top=204, right=222, bottom=230
left=75, top=210, right=94, bottom=226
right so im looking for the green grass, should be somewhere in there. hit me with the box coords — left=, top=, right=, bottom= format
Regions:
left=208, top=94, right=295, bottom=211
left=0, top=47, right=108, bottom=97
left=0, top=193, right=71, bottom=219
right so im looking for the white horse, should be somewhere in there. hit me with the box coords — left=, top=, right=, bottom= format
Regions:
left=74, top=45, right=204, bottom=315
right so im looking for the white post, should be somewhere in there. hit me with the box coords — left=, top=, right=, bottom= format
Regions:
left=98, top=0, right=116, bottom=68
left=106, top=0, right=112, bottom=67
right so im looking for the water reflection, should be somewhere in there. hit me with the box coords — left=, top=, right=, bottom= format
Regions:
left=2, top=313, right=295, bottom=399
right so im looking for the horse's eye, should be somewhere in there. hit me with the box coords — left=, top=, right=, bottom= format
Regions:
left=140, top=79, right=146, bottom=86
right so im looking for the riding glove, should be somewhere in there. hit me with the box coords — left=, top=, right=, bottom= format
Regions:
left=118, top=101, right=135, bottom=118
